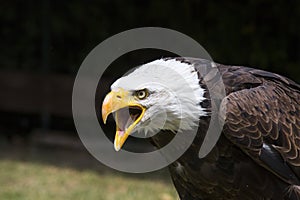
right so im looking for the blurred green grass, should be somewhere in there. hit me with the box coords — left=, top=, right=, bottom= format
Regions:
left=0, top=160, right=178, bottom=200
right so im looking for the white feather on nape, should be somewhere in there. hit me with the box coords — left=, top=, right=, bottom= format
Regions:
left=286, top=185, right=300, bottom=199
left=111, top=58, right=207, bottom=133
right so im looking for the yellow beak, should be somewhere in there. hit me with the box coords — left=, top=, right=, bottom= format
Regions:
left=102, top=88, right=145, bottom=151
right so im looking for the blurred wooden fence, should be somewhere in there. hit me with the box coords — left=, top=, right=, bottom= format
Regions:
left=0, top=70, right=74, bottom=117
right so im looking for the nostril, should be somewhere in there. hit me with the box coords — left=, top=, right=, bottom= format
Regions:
left=116, top=95, right=121, bottom=99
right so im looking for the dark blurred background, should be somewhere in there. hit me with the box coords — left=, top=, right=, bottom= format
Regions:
left=0, top=0, right=299, bottom=198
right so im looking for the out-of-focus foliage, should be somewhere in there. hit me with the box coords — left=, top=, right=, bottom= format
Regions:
left=0, top=0, right=299, bottom=80
left=0, top=160, right=177, bottom=200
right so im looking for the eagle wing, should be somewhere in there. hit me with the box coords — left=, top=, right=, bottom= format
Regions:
left=220, top=66, right=300, bottom=185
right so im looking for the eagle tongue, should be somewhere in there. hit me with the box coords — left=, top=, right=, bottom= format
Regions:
left=117, top=130, right=125, bottom=137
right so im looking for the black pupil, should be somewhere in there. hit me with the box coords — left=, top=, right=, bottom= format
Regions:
left=139, top=91, right=144, bottom=98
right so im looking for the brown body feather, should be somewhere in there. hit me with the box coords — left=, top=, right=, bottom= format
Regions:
left=151, top=58, right=300, bottom=200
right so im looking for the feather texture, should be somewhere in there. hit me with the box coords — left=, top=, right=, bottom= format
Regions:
left=150, top=57, right=300, bottom=200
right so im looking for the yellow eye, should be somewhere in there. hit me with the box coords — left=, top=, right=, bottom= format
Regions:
left=136, top=89, right=148, bottom=100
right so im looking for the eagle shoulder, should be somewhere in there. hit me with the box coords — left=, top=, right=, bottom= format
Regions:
left=220, top=66, right=300, bottom=185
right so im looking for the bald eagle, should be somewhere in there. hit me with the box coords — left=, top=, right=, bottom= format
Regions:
left=102, top=57, right=300, bottom=200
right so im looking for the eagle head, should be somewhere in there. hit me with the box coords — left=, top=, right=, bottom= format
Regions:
left=102, top=58, right=207, bottom=151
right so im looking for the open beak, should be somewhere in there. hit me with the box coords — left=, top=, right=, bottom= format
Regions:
left=102, top=88, right=145, bottom=151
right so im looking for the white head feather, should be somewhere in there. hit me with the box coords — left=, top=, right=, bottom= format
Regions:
left=111, top=58, right=207, bottom=135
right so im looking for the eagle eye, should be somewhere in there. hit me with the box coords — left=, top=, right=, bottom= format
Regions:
left=135, top=89, right=149, bottom=100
